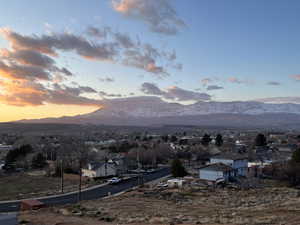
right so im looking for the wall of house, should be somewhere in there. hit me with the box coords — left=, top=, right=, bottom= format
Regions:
left=233, top=159, right=248, bottom=176
left=96, top=165, right=117, bottom=177
left=82, top=169, right=96, bottom=178
left=199, top=170, right=226, bottom=181
left=210, top=158, right=248, bottom=176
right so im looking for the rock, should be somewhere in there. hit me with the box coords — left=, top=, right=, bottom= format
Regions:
left=149, top=216, right=169, bottom=224
left=72, top=211, right=83, bottom=217
left=58, top=208, right=71, bottom=216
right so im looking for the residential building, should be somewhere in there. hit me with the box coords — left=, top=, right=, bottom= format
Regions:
left=82, top=162, right=117, bottom=178
left=210, top=153, right=248, bottom=176
left=199, top=163, right=233, bottom=181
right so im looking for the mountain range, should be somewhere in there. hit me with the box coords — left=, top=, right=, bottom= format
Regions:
left=18, top=96, right=300, bottom=129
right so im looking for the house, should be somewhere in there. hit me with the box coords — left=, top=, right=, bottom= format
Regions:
left=210, top=153, right=248, bottom=176
left=82, top=162, right=117, bottom=178
left=199, top=163, right=234, bottom=181
left=0, top=144, right=13, bottom=151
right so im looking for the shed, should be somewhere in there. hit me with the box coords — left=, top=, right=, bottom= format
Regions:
left=167, top=179, right=185, bottom=188
left=21, top=199, right=45, bottom=211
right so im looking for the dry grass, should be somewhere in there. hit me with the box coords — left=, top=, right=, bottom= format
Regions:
left=0, top=172, right=91, bottom=201
left=18, top=185, right=300, bottom=225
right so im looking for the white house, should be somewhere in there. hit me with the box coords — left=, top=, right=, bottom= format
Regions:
left=210, top=153, right=248, bottom=176
left=199, top=163, right=233, bottom=181
left=82, top=162, right=117, bottom=178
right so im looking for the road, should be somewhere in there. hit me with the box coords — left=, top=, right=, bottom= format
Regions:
left=0, top=167, right=170, bottom=213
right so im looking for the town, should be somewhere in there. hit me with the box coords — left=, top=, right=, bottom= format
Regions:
left=0, top=124, right=300, bottom=224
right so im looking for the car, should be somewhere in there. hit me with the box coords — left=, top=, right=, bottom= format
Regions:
left=108, top=177, right=122, bottom=184
left=145, top=169, right=156, bottom=173
left=157, top=182, right=168, bottom=188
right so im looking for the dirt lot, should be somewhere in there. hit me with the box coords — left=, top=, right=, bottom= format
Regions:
left=0, top=172, right=94, bottom=201
left=19, top=183, right=300, bottom=225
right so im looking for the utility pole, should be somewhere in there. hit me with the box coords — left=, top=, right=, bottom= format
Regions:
left=78, top=159, right=82, bottom=202
left=61, top=159, right=64, bottom=193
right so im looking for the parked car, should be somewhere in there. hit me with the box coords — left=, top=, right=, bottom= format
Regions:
left=108, top=177, right=122, bottom=184
left=145, top=169, right=156, bottom=173
left=157, top=182, right=168, bottom=188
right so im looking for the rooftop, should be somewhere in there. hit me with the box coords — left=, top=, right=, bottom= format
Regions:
left=211, top=153, right=248, bottom=161
left=200, top=163, right=233, bottom=172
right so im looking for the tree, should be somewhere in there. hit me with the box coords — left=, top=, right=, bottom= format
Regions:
left=215, top=134, right=223, bottom=147
left=285, top=148, right=300, bottom=186
left=161, top=135, right=169, bottom=143
left=31, top=153, right=47, bottom=169
left=292, top=148, right=300, bottom=163
left=255, top=133, right=267, bottom=146
left=170, top=135, right=178, bottom=143
left=201, top=134, right=211, bottom=146
left=171, top=158, right=187, bottom=177
left=5, top=144, right=33, bottom=169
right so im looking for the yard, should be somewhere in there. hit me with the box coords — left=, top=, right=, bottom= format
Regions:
left=0, top=171, right=97, bottom=201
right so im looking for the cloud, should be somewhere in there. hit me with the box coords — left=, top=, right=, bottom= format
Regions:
left=227, top=77, right=254, bottom=85
left=140, top=82, right=211, bottom=102
left=112, top=0, right=186, bottom=35
left=0, top=48, right=73, bottom=77
left=113, top=31, right=136, bottom=48
left=86, top=26, right=111, bottom=39
left=228, top=77, right=243, bottom=84
left=0, top=61, right=51, bottom=81
left=201, top=78, right=212, bottom=86
left=165, top=86, right=211, bottom=101
left=99, top=91, right=122, bottom=98
left=0, top=80, right=102, bottom=107
left=267, top=81, right=281, bottom=86
left=141, top=82, right=165, bottom=95
left=0, top=28, right=118, bottom=61
left=99, top=76, right=115, bottom=82
left=0, top=26, right=182, bottom=107
left=1, top=27, right=181, bottom=77
left=290, top=75, right=300, bottom=81
left=206, top=85, right=224, bottom=91
left=0, top=48, right=55, bottom=68
left=254, top=97, right=300, bottom=104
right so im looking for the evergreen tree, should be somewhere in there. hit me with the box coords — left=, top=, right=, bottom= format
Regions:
left=171, top=158, right=187, bottom=177
left=5, top=144, right=33, bottom=168
left=170, top=135, right=178, bottom=143
left=255, top=133, right=267, bottom=146
left=292, top=148, right=300, bottom=163
left=201, top=134, right=212, bottom=146
left=215, top=134, right=223, bottom=147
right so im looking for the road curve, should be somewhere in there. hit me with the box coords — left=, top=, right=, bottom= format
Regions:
left=0, top=168, right=170, bottom=213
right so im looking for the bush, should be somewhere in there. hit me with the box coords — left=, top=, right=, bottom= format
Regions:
left=171, top=158, right=187, bottom=177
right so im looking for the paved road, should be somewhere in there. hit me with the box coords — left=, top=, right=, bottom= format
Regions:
left=0, top=168, right=170, bottom=213
left=0, top=213, right=17, bottom=225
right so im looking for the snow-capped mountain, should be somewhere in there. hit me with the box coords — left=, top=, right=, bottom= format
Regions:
left=18, top=96, right=300, bottom=129
left=86, top=96, right=300, bottom=117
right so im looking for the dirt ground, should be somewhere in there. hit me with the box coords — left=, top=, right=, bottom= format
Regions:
left=0, top=172, right=93, bottom=201
left=19, top=183, right=300, bottom=225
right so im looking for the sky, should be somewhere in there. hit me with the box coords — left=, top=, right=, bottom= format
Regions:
left=0, top=0, right=300, bottom=122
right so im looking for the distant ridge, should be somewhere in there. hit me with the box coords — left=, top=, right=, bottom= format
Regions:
left=17, top=96, right=300, bottom=129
